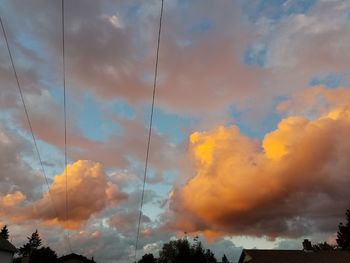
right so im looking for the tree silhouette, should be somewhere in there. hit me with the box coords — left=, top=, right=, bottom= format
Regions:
left=19, top=230, right=42, bottom=256
left=159, top=238, right=191, bottom=263
left=29, top=246, right=57, bottom=263
left=222, top=254, right=229, bottom=263
left=312, top=242, right=335, bottom=251
left=157, top=238, right=217, bottom=263
left=336, top=209, right=350, bottom=250
left=138, top=253, right=156, bottom=263
left=0, top=225, right=9, bottom=240
left=205, top=249, right=217, bottom=263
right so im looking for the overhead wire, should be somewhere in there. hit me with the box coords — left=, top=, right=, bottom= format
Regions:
left=134, top=0, right=164, bottom=260
left=61, top=0, right=73, bottom=253
left=0, top=15, right=63, bottom=242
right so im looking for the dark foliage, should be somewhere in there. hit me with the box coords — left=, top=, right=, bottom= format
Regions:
left=19, top=230, right=42, bottom=256
left=312, top=242, right=335, bottom=251
left=205, top=249, right=217, bottom=263
left=302, top=239, right=313, bottom=251
left=138, top=253, right=156, bottom=263
left=157, top=238, right=217, bottom=263
left=0, top=225, right=9, bottom=240
left=29, top=246, right=57, bottom=263
left=336, top=209, right=350, bottom=250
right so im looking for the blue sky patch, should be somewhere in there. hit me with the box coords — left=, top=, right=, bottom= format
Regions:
left=310, top=74, right=343, bottom=89
left=77, top=94, right=119, bottom=141
left=111, top=99, right=136, bottom=120
left=229, top=103, right=282, bottom=140
left=243, top=0, right=316, bottom=22
left=190, top=19, right=213, bottom=33
left=244, top=43, right=267, bottom=67
left=151, top=107, right=197, bottom=144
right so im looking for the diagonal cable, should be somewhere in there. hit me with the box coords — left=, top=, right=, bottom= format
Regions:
left=0, top=16, right=60, bottom=223
left=134, top=0, right=164, bottom=260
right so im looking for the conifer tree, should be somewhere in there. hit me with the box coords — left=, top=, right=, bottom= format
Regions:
left=28, top=230, right=42, bottom=249
left=336, top=209, right=350, bottom=250
left=0, top=225, right=9, bottom=240
left=19, top=230, right=42, bottom=256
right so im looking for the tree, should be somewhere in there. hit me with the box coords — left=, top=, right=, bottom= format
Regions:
left=205, top=249, right=217, bottom=263
left=157, top=238, right=217, bottom=263
left=159, top=239, right=191, bottom=263
left=19, top=230, right=42, bottom=256
left=336, top=209, right=350, bottom=250
left=29, top=246, right=57, bottom=263
left=0, top=225, right=9, bottom=240
left=312, top=242, right=335, bottom=251
left=192, top=239, right=206, bottom=263
left=222, top=254, right=229, bottom=263
left=138, top=253, right=156, bottom=263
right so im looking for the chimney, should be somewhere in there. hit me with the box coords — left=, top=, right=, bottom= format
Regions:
left=302, top=239, right=313, bottom=252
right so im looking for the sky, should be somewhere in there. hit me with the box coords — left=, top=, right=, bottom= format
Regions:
left=1, top=0, right=350, bottom=262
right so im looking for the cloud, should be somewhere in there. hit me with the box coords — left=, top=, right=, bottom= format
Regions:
left=250, top=0, right=350, bottom=101
left=1, top=1, right=350, bottom=262
left=102, top=14, right=124, bottom=29
left=0, top=191, right=26, bottom=207
left=277, top=86, right=350, bottom=117
left=15, top=89, right=94, bottom=150
left=2, top=0, right=350, bottom=121
left=170, top=87, right=350, bottom=238
left=229, top=0, right=350, bottom=122
left=274, top=239, right=302, bottom=250
left=73, top=115, right=179, bottom=172
left=203, top=238, right=243, bottom=263
left=108, top=210, right=151, bottom=235
left=10, top=88, right=178, bottom=175
left=1, top=0, right=263, bottom=116
left=0, top=124, right=42, bottom=199
left=30, top=160, right=127, bottom=228
left=265, top=0, right=350, bottom=72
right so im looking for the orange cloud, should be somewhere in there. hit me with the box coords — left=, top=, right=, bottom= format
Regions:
left=277, top=86, right=350, bottom=116
left=170, top=91, right=350, bottom=238
left=0, top=191, right=27, bottom=223
left=30, top=160, right=127, bottom=229
left=0, top=191, right=26, bottom=207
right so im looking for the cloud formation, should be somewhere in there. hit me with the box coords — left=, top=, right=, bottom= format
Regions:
left=0, top=191, right=26, bottom=207
left=170, top=87, right=350, bottom=238
left=31, top=160, right=127, bottom=228
left=0, top=0, right=263, bottom=116
left=0, top=124, right=42, bottom=198
left=1, top=1, right=350, bottom=262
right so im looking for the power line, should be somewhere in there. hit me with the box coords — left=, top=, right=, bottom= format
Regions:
left=0, top=15, right=61, bottom=229
left=134, top=0, right=164, bottom=260
left=61, top=0, right=73, bottom=253
left=0, top=13, right=74, bottom=254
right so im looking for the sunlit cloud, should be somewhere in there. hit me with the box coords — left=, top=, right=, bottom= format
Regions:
left=1, top=0, right=350, bottom=262
left=30, top=160, right=128, bottom=229
left=170, top=87, right=350, bottom=239
left=0, top=191, right=26, bottom=207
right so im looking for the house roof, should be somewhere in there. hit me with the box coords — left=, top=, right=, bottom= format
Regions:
left=0, top=237, right=17, bottom=253
left=58, top=253, right=96, bottom=263
left=238, top=249, right=350, bottom=263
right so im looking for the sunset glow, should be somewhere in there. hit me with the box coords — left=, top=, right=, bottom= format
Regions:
left=1, top=1, right=350, bottom=262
